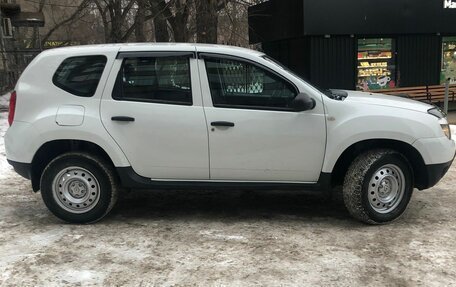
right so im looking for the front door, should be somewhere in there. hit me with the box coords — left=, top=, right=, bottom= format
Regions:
left=199, top=55, right=326, bottom=182
left=101, top=52, right=209, bottom=180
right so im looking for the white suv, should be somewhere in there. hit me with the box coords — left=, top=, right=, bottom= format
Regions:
left=5, top=43, right=455, bottom=224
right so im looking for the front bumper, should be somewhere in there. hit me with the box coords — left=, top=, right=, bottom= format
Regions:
left=422, top=158, right=454, bottom=189
left=413, top=137, right=455, bottom=190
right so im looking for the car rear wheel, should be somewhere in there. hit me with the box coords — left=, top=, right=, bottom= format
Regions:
left=343, top=149, right=414, bottom=224
left=40, top=152, right=118, bottom=223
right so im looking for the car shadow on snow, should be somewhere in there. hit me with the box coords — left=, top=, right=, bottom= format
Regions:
left=110, top=188, right=353, bottom=223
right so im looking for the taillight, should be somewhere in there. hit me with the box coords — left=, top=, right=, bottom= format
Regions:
left=8, top=91, right=16, bottom=126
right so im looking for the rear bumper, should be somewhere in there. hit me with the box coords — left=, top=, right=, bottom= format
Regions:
left=7, top=159, right=31, bottom=180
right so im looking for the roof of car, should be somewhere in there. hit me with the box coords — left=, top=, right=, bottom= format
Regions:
left=42, top=43, right=264, bottom=58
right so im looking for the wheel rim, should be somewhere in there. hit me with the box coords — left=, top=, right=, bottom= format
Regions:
left=368, top=164, right=405, bottom=214
left=52, top=166, right=101, bottom=214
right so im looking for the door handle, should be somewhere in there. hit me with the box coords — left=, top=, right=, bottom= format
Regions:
left=111, top=116, right=135, bottom=122
left=211, top=121, right=235, bottom=127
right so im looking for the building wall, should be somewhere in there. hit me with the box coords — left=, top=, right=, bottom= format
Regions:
left=263, top=36, right=355, bottom=90
left=309, top=36, right=355, bottom=90
left=263, top=38, right=311, bottom=81
left=248, top=0, right=303, bottom=44
left=302, top=0, right=456, bottom=36
left=262, top=35, right=444, bottom=90
left=249, top=0, right=456, bottom=44
left=397, top=35, right=441, bottom=87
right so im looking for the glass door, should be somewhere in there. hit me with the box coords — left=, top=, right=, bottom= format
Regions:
left=441, top=37, right=456, bottom=84
left=357, top=38, right=396, bottom=91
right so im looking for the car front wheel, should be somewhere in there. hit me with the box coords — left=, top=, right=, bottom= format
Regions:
left=343, top=149, right=414, bottom=224
left=40, top=152, right=119, bottom=223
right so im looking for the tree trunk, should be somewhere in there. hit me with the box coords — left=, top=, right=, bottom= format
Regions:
left=169, top=0, right=191, bottom=42
left=109, top=0, right=123, bottom=43
left=150, top=0, right=169, bottom=42
left=196, top=0, right=219, bottom=44
left=154, top=16, right=169, bottom=42
left=135, top=0, right=147, bottom=42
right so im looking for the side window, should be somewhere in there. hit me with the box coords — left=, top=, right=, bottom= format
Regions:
left=114, top=56, right=192, bottom=105
left=53, top=55, right=107, bottom=97
left=204, top=57, right=297, bottom=110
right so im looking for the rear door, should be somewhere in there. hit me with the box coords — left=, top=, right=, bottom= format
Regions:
left=101, top=51, right=209, bottom=180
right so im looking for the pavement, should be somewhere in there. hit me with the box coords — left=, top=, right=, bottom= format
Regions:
left=447, top=111, right=456, bottom=125
left=1, top=111, right=456, bottom=286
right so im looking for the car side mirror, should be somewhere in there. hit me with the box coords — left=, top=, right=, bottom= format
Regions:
left=291, top=93, right=316, bottom=112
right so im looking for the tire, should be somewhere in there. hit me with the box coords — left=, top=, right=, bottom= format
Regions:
left=40, top=152, right=119, bottom=224
left=342, top=149, right=414, bottom=224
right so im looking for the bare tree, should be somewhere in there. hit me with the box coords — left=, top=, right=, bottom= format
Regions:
left=150, top=0, right=194, bottom=42
left=135, top=0, right=147, bottom=41
left=92, top=0, right=137, bottom=43
left=150, top=0, right=170, bottom=41
left=40, top=0, right=92, bottom=47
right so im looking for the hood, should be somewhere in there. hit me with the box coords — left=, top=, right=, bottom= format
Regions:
left=342, top=90, right=433, bottom=114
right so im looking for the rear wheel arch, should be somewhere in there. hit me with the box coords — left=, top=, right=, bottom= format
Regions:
left=40, top=152, right=119, bottom=223
left=31, top=140, right=117, bottom=192
left=330, top=139, right=428, bottom=190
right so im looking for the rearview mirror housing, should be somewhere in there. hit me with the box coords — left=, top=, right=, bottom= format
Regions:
left=291, top=93, right=316, bottom=112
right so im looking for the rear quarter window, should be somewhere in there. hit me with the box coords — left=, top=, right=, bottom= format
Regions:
left=53, top=55, right=107, bottom=97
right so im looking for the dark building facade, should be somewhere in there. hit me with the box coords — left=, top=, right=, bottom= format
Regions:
left=248, top=0, right=456, bottom=91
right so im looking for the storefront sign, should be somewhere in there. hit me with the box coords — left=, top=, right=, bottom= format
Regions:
left=444, top=0, right=456, bottom=8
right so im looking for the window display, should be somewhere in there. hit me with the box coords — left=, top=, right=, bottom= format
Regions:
left=441, top=37, right=456, bottom=84
left=357, top=38, right=396, bottom=91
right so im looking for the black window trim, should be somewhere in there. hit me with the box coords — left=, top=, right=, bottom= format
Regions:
left=198, top=52, right=300, bottom=112
left=112, top=52, right=194, bottom=106
left=52, top=55, right=108, bottom=98
left=116, top=51, right=196, bottom=59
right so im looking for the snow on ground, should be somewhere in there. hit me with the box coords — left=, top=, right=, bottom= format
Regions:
left=0, top=112, right=14, bottom=181
left=0, top=92, right=10, bottom=111
left=2, top=104, right=456, bottom=286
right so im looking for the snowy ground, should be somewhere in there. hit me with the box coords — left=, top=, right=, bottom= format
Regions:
left=0, top=93, right=10, bottom=112
left=1, top=111, right=456, bottom=286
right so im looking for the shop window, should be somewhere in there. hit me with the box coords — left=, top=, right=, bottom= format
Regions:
left=441, top=37, right=456, bottom=84
left=357, top=38, right=396, bottom=91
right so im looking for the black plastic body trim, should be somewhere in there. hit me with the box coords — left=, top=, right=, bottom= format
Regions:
left=117, top=167, right=332, bottom=192
left=420, top=158, right=454, bottom=190
left=211, top=121, right=235, bottom=127
left=116, top=51, right=196, bottom=59
left=7, top=160, right=32, bottom=180
left=111, top=116, right=135, bottom=122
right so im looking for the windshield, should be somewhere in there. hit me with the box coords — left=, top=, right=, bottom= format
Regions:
left=262, top=55, right=334, bottom=98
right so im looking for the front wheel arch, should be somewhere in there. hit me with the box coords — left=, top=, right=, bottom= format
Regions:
left=330, top=139, right=428, bottom=190
left=343, top=149, right=414, bottom=224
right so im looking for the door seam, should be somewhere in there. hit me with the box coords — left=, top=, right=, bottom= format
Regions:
left=195, top=50, right=212, bottom=179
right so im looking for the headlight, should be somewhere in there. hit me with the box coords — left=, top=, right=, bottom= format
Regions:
left=441, top=124, right=451, bottom=140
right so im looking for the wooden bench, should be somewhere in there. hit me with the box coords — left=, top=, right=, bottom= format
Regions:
left=370, top=84, right=456, bottom=104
